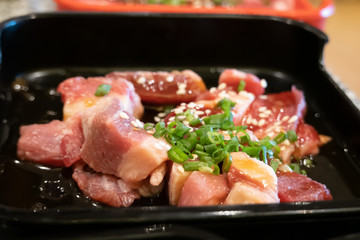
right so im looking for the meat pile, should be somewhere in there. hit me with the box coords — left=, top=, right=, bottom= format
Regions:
left=17, top=69, right=332, bottom=207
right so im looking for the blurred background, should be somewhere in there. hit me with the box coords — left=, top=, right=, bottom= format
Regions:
left=0, top=0, right=359, bottom=106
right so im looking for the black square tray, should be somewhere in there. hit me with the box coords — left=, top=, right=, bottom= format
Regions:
left=0, top=13, right=360, bottom=239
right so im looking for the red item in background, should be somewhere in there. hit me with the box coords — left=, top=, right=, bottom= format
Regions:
left=54, top=0, right=334, bottom=30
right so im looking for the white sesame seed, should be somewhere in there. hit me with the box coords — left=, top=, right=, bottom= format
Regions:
left=246, top=116, right=252, bottom=125
left=173, top=108, right=183, bottom=115
left=169, top=116, right=175, bottom=121
left=157, top=112, right=166, bottom=118
left=251, top=119, right=258, bottom=125
left=218, top=83, right=227, bottom=90
left=259, top=113, right=268, bottom=118
left=205, top=109, right=211, bottom=115
left=197, top=103, right=204, bottom=108
left=260, top=79, right=268, bottom=88
left=283, top=139, right=291, bottom=146
left=209, top=87, right=217, bottom=93
left=264, top=110, right=272, bottom=115
left=119, top=111, right=129, bottom=119
left=258, top=106, right=267, bottom=112
left=288, top=115, right=298, bottom=123
left=187, top=102, right=196, bottom=108
left=176, top=115, right=186, bottom=121
left=195, top=110, right=204, bottom=115
left=154, top=116, right=161, bottom=122
left=258, top=119, right=266, bottom=126
left=130, top=120, right=137, bottom=128
left=281, top=115, right=289, bottom=122
left=166, top=75, right=174, bottom=82
left=136, top=76, right=146, bottom=84
left=259, top=95, right=268, bottom=99
left=135, top=119, right=143, bottom=128
left=176, top=82, right=187, bottom=95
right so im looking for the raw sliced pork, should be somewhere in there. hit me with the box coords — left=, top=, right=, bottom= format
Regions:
left=17, top=116, right=83, bottom=167
left=80, top=97, right=171, bottom=186
left=57, top=76, right=144, bottom=120
left=72, top=162, right=140, bottom=207
left=224, top=152, right=279, bottom=204
left=177, top=171, right=229, bottom=207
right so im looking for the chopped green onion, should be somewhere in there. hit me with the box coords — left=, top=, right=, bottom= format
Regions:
left=189, top=118, right=201, bottom=126
left=153, top=122, right=166, bottom=138
left=242, top=146, right=261, bottom=158
left=237, top=80, right=246, bottom=92
left=144, top=123, right=155, bottom=131
left=286, top=129, right=298, bottom=143
left=270, top=160, right=279, bottom=172
left=167, top=146, right=189, bottom=163
left=95, top=84, right=112, bottom=97
left=289, top=163, right=301, bottom=174
left=183, top=161, right=208, bottom=171
left=273, top=132, right=286, bottom=144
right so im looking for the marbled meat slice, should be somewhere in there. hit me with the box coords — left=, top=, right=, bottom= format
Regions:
left=106, top=70, right=207, bottom=104
left=80, top=97, right=171, bottom=186
left=72, top=162, right=140, bottom=207
left=277, top=171, right=333, bottom=202
left=17, top=116, right=83, bottom=167
left=57, top=76, right=143, bottom=120
left=178, top=171, right=229, bottom=207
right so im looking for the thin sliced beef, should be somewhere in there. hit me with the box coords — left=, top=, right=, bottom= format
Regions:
left=178, top=171, right=229, bottom=207
left=57, top=76, right=143, bottom=120
left=72, top=162, right=140, bottom=207
left=80, top=97, right=170, bottom=186
left=106, top=70, right=207, bottom=104
left=17, top=116, right=83, bottom=167
left=277, top=171, right=333, bottom=202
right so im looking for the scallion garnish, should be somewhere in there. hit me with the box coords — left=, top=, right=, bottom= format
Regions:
left=95, top=84, right=112, bottom=97
left=146, top=97, right=301, bottom=175
left=238, top=80, right=246, bottom=92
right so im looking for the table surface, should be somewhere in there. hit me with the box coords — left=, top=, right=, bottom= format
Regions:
left=0, top=0, right=359, bottom=108
left=324, top=0, right=360, bottom=105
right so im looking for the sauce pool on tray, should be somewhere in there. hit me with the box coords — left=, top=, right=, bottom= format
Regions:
left=16, top=68, right=333, bottom=207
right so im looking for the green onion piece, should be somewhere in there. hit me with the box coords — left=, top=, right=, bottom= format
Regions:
left=222, top=154, right=232, bottom=172
left=167, top=146, right=189, bottom=164
left=303, top=158, right=314, bottom=168
left=204, top=144, right=218, bottom=155
left=193, top=150, right=210, bottom=157
left=153, top=122, right=166, bottom=138
left=273, top=132, right=286, bottom=144
left=199, top=166, right=214, bottom=174
left=289, top=163, right=301, bottom=174
left=286, top=129, right=298, bottom=143
left=183, top=161, right=208, bottom=171
left=270, top=160, right=279, bottom=172
left=189, top=118, right=201, bottom=126
left=242, top=146, right=261, bottom=158
left=195, top=144, right=204, bottom=151
left=212, top=148, right=226, bottom=164
left=143, top=123, right=155, bottom=131
left=211, top=164, right=220, bottom=175
left=207, top=132, right=223, bottom=145
left=237, top=80, right=246, bottom=92
left=170, top=121, right=190, bottom=138
left=95, top=84, right=112, bottom=97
